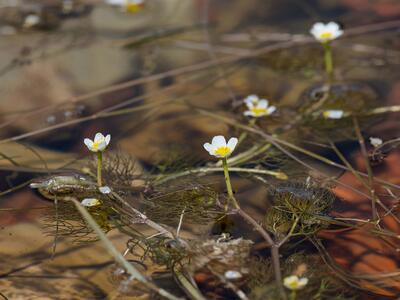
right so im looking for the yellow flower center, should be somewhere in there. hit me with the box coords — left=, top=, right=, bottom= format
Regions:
left=319, top=31, right=332, bottom=39
left=214, top=146, right=231, bottom=157
left=125, top=1, right=143, bottom=13
left=288, top=281, right=299, bottom=289
left=92, top=141, right=100, bottom=150
left=251, top=107, right=267, bottom=116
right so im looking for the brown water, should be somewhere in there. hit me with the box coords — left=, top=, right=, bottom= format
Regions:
left=0, top=1, right=399, bottom=299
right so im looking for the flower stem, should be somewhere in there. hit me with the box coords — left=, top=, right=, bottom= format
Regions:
left=322, top=41, right=333, bottom=82
left=289, top=291, right=296, bottom=300
left=222, top=157, right=240, bottom=209
left=97, top=151, right=103, bottom=186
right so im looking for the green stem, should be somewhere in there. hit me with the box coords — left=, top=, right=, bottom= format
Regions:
left=222, top=157, right=240, bottom=209
left=97, top=151, right=103, bottom=186
left=289, top=290, right=296, bottom=300
left=322, top=41, right=333, bottom=82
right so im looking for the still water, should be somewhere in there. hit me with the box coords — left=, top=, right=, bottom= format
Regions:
left=0, top=1, right=399, bottom=299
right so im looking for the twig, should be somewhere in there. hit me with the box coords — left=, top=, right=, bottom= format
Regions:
left=352, top=116, right=378, bottom=221
left=234, top=207, right=286, bottom=299
left=176, top=208, right=185, bottom=238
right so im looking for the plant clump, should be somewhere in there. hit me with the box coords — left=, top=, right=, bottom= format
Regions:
left=264, top=182, right=336, bottom=237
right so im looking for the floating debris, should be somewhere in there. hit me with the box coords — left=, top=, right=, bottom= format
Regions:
left=81, top=198, right=102, bottom=207
left=322, top=109, right=344, bottom=119
left=369, top=137, right=383, bottom=147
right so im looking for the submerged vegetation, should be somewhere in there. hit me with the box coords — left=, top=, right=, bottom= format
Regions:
left=1, top=1, right=400, bottom=299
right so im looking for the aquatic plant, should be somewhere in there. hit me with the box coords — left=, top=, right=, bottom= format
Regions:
left=84, top=133, right=111, bottom=186
left=3, top=5, right=400, bottom=299
left=105, top=0, right=146, bottom=13
left=265, top=182, right=335, bottom=237
left=310, top=22, right=343, bottom=80
left=283, top=275, right=308, bottom=300
left=142, top=182, right=221, bottom=225
left=204, top=135, right=240, bottom=209
left=85, top=151, right=143, bottom=193
left=243, top=96, right=276, bottom=118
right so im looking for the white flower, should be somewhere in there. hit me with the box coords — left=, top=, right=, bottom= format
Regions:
left=84, top=133, right=111, bottom=152
left=62, top=0, right=74, bottom=13
left=322, top=109, right=344, bottom=119
left=224, top=270, right=242, bottom=279
left=310, top=22, right=343, bottom=42
left=105, top=0, right=145, bottom=12
left=243, top=94, right=260, bottom=106
left=23, top=14, right=40, bottom=28
left=105, top=0, right=144, bottom=5
left=99, top=186, right=111, bottom=194
left=203, top=135, right=238, bottom=158
left=369, top=137, right=383, bottom=148
left=244, top=99, right=276, bottom=118
left=81, top=198, right=101, bottom=207
left=283, top=275, right=309, bottom=290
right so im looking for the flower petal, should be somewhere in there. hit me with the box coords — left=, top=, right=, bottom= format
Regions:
left=310, top=22, right=325, bottom=35
left=99, top=186, right=111, bottom=194
left=203, top=142, right=215, bottom=153
left=105, top=134, right=111, bottom=145
left=266, top=106, right=276, bottom=114
left=224, top=270, right=242, bottom=279
left=245, top=101, right=255, bottom=110
left=327, top=21, right=339, bottom=31
left=332, top=29, right=343, bottom=39
left=243, top=110, right=254, bottom=116
left=227, top=137, right=238, bottom=152
left=211, top=135, right=226, bottom=147
left=244, top=94, right=258, bottom=105
left=84, top=138, right=93, bottom=149
left=369, top=137, right=382, bottom=147
left=284, top=275, right=297, bottom=285
left=97, top=141, right=107, bottom=151
left=94, top=132, right=105, bottom=143
left=257, top=99, right=269, bottom=109
left=81, top=198, right=101, bottom=207
left=299, top=278, right=309, bottom=286
left=323, top=109, right=344, bottom=119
